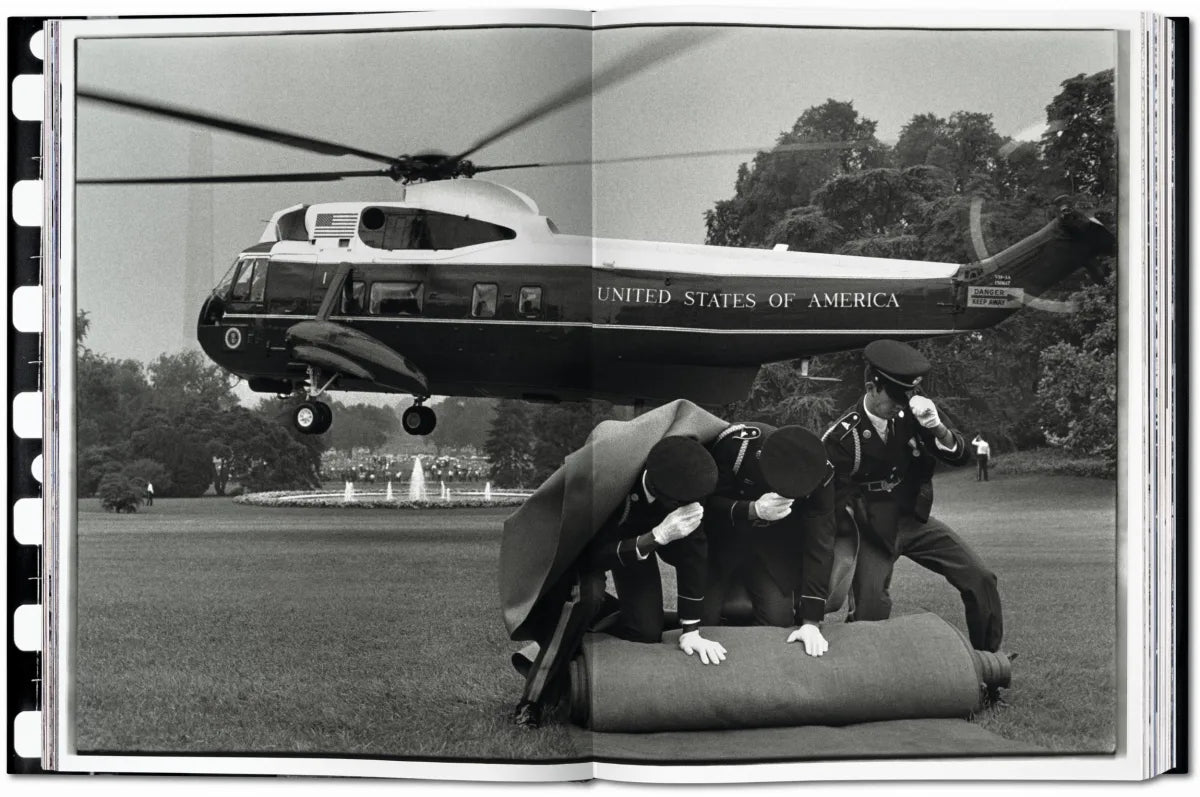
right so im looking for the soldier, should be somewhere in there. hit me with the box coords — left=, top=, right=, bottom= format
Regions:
left=823, top=339, right=1003, bottom=652
left=704, top=424, right=837, bottom=656
left=512, top=434, right=725, bottom=728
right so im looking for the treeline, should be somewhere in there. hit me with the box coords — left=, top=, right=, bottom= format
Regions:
left=77, top=313, right=419, bottom=502
left=706, top=69, right=1117, bottom=468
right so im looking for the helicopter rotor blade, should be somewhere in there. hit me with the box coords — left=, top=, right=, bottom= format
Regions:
left=450, top=28, right=721, bottom=167
left=77, top=169, right=392, bottom=185
left=471, top=139, right=864, bottom=173
left=78, top=89, right=400, bottom=166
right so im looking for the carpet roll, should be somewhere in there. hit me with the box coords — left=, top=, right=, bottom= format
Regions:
left=569, top=613, right=1007, bottom=732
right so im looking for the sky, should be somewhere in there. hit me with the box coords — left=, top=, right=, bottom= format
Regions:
left=71, top=18, right=1116, bottom=369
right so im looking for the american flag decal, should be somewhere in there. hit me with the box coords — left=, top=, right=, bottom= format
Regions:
left=313, top=212, right=360, bottom=238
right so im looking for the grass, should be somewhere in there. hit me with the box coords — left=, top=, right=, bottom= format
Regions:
left=74, top=467, right=1116, bottom=760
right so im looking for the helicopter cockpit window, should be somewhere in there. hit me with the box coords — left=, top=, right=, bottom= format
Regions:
left=518, top=286, right=543, bottom=317
left=370, top=281, right=424, bottom=316
left=214, top=259, right=240, bottom=299
left=471, top=284, right=498, bottom=318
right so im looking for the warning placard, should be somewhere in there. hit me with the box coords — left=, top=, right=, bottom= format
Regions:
left=967, top=286, right=1025, bottom=309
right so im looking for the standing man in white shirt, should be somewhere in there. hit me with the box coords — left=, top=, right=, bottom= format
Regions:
left=972, top=434, right=992, bottom=482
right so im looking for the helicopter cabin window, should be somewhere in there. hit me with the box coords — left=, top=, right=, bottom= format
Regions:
left=340, top=279, right=366, bottom=314
left=471, top=284, right=498, bottom=318
left=264, top=261, right=316, bottom=315
left=369, top=281, right=424, bottom=316
left=358, top=207, right=516, bottom=250
left=519, top=286, right=543, bottom=317
left=248, top=260, right=268, bottom=303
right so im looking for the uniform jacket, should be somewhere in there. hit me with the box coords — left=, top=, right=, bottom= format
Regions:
left=822, top=398, right=969, bottom=552
left=706, top=422, right=837, bottom=624
left=499, top=400, right=728, bottom=641
left=584, top=475, right=708, bottom=625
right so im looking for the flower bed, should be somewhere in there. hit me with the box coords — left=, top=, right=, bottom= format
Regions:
left=235, top=490, right=529, bottom=509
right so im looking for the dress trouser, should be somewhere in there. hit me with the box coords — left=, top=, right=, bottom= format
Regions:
left=701, top=524, right=795, bottom=627
left=976, top=455, right=989, bottom=481
left=848, top=511, right=1004, bottom=652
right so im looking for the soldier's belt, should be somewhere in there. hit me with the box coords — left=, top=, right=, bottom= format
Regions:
left=861, top=479, right=901, bottom=493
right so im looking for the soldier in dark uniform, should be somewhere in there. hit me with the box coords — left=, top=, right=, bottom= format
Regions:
left=513, top=435, right=723, bottom=727
left=823, top=340, right=1003, bottom=652
left=704, top=423, right=837, bottom=656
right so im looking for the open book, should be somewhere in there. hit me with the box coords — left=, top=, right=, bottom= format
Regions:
left=10, top=4, right=1181, bottom=784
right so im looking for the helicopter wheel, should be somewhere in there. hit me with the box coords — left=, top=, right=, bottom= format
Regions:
left=402, top=405, right=437, bottom=436
left=294, top=400, right=333, bottom=435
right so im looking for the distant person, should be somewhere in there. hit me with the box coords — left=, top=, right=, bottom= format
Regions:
left=822, top=340, right=1003, bottom=653
left=144, top=481, right=154, bottom=507
left=972, top=434, right=992, bottom=482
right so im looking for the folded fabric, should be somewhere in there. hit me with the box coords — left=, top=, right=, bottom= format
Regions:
left=569, top=613, right=1008, bottom=733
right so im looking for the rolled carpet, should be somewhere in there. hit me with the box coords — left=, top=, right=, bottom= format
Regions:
left=568, top=613, right=1009, bottom=733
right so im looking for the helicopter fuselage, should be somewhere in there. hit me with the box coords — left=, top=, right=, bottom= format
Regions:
left=196, top=180, right=1113, bottom=421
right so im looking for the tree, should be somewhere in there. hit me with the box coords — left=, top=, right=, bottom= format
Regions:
left=127, top=405, right=215, bottom=497
left=1041, top=69, right=1116, bottom=202
left=97, top=472, right=143, bottom=513
left=1036, top=272, right=1117, bottom=461
left=206, top=405, right=321, bottom=493
left=529, top=401, right=616, bottom=484
left=429, top=397, right=498, bottom=453
left=894, top=111, right=1006, bottom=192
left=147, top=350, right=240, bottom=414
left=484, top=400, right=538, bottom=488
left=252, top=396, right=329, bottom=483
left=704, top=99, right=886, bottom=247
left=325, top=402, right=401, bottom=453
left=121, top=458, right=172, bottom=496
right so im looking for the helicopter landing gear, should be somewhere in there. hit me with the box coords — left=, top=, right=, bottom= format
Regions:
left=293, top=399, right=333, bottom=435
left=292, top=367, right=336, bottom=435
left=402, top=400, right=437, bottom=436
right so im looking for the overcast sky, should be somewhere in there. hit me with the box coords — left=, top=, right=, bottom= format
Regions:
left=73, top=20, right=1115, bottom=368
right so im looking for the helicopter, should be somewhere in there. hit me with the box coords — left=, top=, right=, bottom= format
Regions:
left=79, top=36, right=1116, bottom=438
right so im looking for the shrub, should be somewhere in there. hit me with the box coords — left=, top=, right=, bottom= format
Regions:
left=97, top=472, right=144, bottom=513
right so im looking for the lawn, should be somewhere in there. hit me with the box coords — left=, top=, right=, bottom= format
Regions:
left=74, top=467, right=1116, bottom=760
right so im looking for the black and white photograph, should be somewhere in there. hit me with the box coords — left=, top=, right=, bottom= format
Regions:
left=21, top=3, right=1175, bottom=783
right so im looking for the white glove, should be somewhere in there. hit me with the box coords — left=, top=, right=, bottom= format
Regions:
left=679, top=629, right=727, bottom=665
left=651, top=502, right=704, bottom=545
left=752, top=492, right=793, bottom=522
left=786, top=623, right=829, bottom=656
left=908, top=395, right=942, bottom=429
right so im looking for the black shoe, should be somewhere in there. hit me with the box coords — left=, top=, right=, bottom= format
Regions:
left=513, top=700, right=542, bottom=728
left=984, top=685, right=1008, bottom=708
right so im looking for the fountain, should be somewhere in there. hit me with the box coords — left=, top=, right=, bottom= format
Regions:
left=408, top=457, right=428, bottom=502
left=344, top=481, right=355, bottom=502
left=484, top=481, right=492, bottom=502
left=386, top=481, right=394, bottom=501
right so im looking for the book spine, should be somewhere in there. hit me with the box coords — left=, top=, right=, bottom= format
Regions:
left=7, top=15, right=49, bottom=775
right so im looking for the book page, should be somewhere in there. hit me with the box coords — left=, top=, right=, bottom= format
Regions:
left=51, top=8, right=596, bottom=781
left=585, top=5, right=1147, bottom=784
